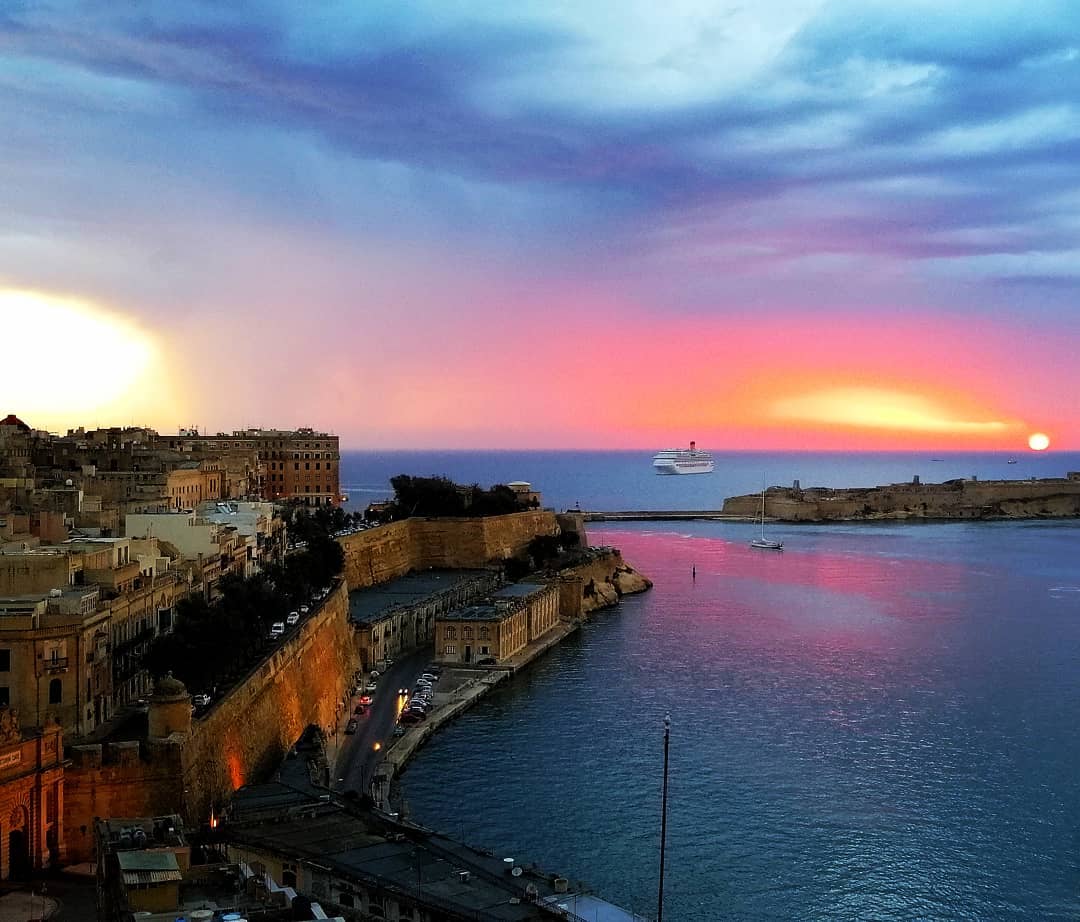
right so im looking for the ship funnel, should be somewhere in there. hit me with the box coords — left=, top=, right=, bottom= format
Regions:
left=690, top=440, right=696, bottom=450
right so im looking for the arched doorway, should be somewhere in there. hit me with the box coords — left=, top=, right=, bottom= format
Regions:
left=8, top=806, right=29, bottom=880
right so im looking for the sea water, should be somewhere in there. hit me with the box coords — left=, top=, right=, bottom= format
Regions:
left=340, top=451, right=1080, bottom=920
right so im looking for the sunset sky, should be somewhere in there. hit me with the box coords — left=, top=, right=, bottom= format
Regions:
left=2, top=2, right=1078, bottom=449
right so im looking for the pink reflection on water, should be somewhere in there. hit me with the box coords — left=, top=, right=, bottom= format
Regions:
left=604, top=528, right=975, bottom=659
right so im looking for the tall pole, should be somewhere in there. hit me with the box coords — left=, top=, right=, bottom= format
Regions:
left=658, top=714, right=671, bottom=922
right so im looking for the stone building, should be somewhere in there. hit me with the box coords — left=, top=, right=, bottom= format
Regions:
left=348, top=570, right=501, bottom=670
left=164, top=427, right=341, bottom=507
left=0, top=588, right=111, bottom=735
left=0, top=708, right=65, bottom=878
left=165, top=460, right=223, bottom=510
left=435, top=581, right=560, bottom=666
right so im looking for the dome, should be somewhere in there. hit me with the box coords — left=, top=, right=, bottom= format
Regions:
left=152, top=673, right=189, bottom=700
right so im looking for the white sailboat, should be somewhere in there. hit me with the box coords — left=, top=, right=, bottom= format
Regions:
left=750, top=482, right=783, bottom=550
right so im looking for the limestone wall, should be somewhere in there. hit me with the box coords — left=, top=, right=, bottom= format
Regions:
left=178, top=579, right=358, bottom=826
left=64, top=581, right=358, bottom=853
left=723, top=478, right=1080, bottom=521
left=64, top=739, right=184, bottom=864
left=340, top=511, right=560, bottom=586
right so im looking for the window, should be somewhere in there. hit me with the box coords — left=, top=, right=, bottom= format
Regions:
left=0, top=687, right=8, bottom=707
left=444, top=645, right=456, bottom=655
left=0, top=650, right=9, bottom=672
left=479, top=626, right=489, bottom=639
left=463, top=627, right=473, bottom=639
left=49, top=678, right=62, bottom=704
left=444, top=627, right=456, bottom=639
left=480, top=646, right=489, bottom=655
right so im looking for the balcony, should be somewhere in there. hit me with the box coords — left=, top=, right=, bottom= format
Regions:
left=42, top=657, right=69, bottom=675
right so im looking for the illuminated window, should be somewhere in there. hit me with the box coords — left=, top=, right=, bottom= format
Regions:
left=444, top=645, right=456, bottom=655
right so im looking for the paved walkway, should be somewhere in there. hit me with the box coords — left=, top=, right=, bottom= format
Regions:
left=0, top=890, right=58, bottom=922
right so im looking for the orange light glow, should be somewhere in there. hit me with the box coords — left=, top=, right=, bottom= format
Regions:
left=373, top=742, right=382, bottom=752
left=769, top=386, right=1016, bottom=436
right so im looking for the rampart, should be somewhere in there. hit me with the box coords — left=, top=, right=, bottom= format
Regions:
left=340, top=511, right=560, bottom=588
left=64, top=580, right=357, bottom=858
left=556, top=547, right=652, bottom=616
left=178, top=579, right=357, bottom=825
left=722, top=475, right=1080, bottom=521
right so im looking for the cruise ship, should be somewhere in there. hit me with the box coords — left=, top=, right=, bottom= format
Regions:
left=652, top=441, right=715, bottom=475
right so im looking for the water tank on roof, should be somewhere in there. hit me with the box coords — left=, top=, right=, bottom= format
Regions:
left=49, top=588, right=63, bottom=598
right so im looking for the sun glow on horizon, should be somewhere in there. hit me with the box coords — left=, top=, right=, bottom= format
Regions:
left=769, top=386, right=1019, bottom=439
left=1028, top=432, right=1050, bottom=450
left=0, top=289, right=182, bottom=429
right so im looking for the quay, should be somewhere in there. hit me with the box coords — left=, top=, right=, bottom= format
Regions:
left=364, top=618, right=582, bottom=800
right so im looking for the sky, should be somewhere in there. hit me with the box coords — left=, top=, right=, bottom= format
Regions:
left=1, top=1, right=1078, bottom=450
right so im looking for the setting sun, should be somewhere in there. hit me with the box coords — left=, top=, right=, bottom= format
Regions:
left=0, top=289, right=183, bottom=429
left=1028, top=432, right=1050, bottom=451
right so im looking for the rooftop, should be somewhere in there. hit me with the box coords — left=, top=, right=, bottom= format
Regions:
left=349, top=569, right=491, bottom=625
left=442, top=604, right=514, bottom=623
left=224, top=794, right=579, bottom=922
left=492, top=582, right=549, bottom=600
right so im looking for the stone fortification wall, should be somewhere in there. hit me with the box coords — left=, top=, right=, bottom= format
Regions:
left=558, top=548, right=652, bottom=616
left=723, top=478, right=1080, bottom=521
left=340, top=520, right=415, bottom=588
left=64, top=738, right=184, bottom=864
left=341, top=511, right=560, bottom=587
left=178, top=580, right=357, bottom=825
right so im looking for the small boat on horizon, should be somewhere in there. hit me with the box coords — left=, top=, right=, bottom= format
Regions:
left=1007, top=459, right=1018, bottom=464
left=750, top=482, right=783, bottom=551
left=653, top=441, right=715, bottom=475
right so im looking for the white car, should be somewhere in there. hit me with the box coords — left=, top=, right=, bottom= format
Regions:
left=300, top=604, right=310, bottom=614
left=270, top=622, right=285, bottom=638
left=286, top=612, right=300, bottom=626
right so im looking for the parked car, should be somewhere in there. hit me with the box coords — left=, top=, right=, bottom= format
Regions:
left=420, top=673, right=437, bottom=682
left=393, top=725, right=406, bottom=737
left=358, top=695, right=373, bottom=706
left=345, top=719, right=358, bottom=735
left=399, top=711, right=423, bottom=724
left=353, top=704, right=367, bottom=716
left=299, top=604, right=310, bottom=614
left=193, top=693, right=211, bottom=708
left=365, top=682, right=378, bottom=693
left=269, top=622, right=285, bottom=639
left=286, top=611, right=300, bottom=625
left=370, top=670, right=381, bottom=679
left=477, top=657, right=497, bottom=665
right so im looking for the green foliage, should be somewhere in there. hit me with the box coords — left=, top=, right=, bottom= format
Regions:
left=387, top=475, right=522, bottom=519
left=144, top=509, right=347, bottom=693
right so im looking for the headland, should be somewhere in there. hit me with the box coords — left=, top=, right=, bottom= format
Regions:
left=722, top=472, right=1080, bottom=522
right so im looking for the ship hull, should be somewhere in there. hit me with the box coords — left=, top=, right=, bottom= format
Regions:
left=652, top=459, right=715, bottom=475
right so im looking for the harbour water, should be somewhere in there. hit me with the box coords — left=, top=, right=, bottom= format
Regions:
left=342, top=451, right=1080, bottom=920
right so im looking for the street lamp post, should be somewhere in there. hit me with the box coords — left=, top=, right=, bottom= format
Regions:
left=657, top=714, right=671, bottom=922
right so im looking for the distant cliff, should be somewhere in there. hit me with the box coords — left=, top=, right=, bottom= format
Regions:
left=722, top=474, right=1080, bottom=522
